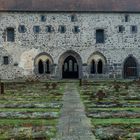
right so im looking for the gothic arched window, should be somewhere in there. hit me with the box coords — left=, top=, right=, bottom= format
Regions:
left=38, top=60, right=44, bottom=74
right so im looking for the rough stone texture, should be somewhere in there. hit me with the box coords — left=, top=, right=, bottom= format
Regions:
left=54, top=83, right=96, bottom=140
left=0, top=12, right=140, bottom=79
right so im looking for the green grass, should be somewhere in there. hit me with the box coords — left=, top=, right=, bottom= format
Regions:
left=0, top=82, right=65, bottom=139
left=0, top=108, right=60, bottom=112
left=91, top=118, right=140, bottom=125
left=0, top=119, right=58, bottom=126
left=87, top=107, right=140, bottom=112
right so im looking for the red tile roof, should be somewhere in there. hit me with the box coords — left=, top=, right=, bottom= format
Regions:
left=0, top=0, right=140, bottom=12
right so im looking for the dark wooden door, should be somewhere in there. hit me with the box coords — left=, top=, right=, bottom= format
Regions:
left=62, top=56, right=79, bottom=79
left=124, top=57, right=137, bottom=78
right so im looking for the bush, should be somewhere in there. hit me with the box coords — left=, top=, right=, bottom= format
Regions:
left=96, top=90, right=106, bottom=101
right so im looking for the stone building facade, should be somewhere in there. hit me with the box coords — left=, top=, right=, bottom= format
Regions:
left=0, top=1, right=140, bottom=80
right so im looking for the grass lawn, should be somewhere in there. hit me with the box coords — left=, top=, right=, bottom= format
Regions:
left=79, top=80, right=140, bottom=140
left=0, top=81, right=65, bottom=140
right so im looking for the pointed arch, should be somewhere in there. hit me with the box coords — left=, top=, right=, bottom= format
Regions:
left=123, top=56, right=138, bottom=78
left=58, top=50, right=82, bottom=79
left=34, top=52, right=54, bottom=75
left=88, top=51, right=106, bottom=74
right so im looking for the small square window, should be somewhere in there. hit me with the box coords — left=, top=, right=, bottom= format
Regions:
left=73, top=26, right=80, bottom=33
left=46, top=25, right=52, bottom=33
left=33, top=26, right=40, bottom=33
left=125, top=15, right=129, bottom=22
left=59, top=25, right=66, bottom=33
left=131, top=25, right=137, bottom=33
left=41, top=15, right=46, bottom=22
left=118, top=25, right=124, bottom=33
left=18, top=25, right=26, bottom=33
left=71, top=15, right=77, bottom=22
left=3, top=56, right=9, bottom=65
left=96, top=29, right=104, bottom=43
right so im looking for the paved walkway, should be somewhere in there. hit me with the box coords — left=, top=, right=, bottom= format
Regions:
left=54, top=83, right=96, bottom=140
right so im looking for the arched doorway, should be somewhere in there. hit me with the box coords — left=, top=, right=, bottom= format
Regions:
left=62, top=56, right=79, bottom=79
left=58, top=50, right=82, bottom=79
left=124, top=56, right=138, bottom=78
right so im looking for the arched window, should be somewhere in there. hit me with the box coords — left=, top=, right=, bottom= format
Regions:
left=38, top=60, right=44, bottom=74
left=46, top=59, right=50, bottom=74
left=74, top=63, right=78, bottom=72
left=91, top=60, right=96, bottom=74
left=124, top=56, right=137, bottom=78
left=62, top=55, right=79, bottom=79
left=97, top=60, right=103, bottom=74
left=64, top=63, right=68, bottom=72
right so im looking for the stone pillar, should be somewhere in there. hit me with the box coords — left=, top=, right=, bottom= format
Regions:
left=53, top=64, right=60, bottom=79
left=82, top=64, right=88, bottom=79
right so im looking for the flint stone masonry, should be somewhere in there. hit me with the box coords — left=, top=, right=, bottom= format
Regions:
left=0, top=12, right=140, bottom=79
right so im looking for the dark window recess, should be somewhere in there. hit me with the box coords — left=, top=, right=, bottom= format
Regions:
left=125, top=15, right=129, bottom=22
left=46, top=60, right=50, bottom=74
left=33, top=26, right=40, bottom=33
left=73, top=26, right=80, bottom=33
left=96, top=29, right=104, bottom=43
left=131, top=25, right=137, bottom=33
left=18, top=25, right=26, bottom=33
left=59, top=26, right=66, bottom=33
left=71, top=15, right=77, bottom=22
left=46, top=25, right=52, bottom=33
left=91, top=60, right=96, bottom=74
left=6, top=28, right=15, bottom=42
left=118, top=25, right=124, bottom=33
left=3, top=56, right=9, bottom=65
left=41, top=15, right=46, bottom=22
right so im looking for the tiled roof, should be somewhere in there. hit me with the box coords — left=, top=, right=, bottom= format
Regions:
left=0, top=0, right=140, bottom=12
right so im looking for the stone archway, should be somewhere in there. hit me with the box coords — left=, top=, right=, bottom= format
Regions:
left=34, top=52, right=53, bottom=75
left=123, top=56, right=138, bottom=79
left=58, top=50, right=82, bottom=79
left=87, top=51, right=107, bottom=74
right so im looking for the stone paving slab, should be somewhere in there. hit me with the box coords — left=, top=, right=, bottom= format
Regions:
left=53, top=83, right=96, bottom=140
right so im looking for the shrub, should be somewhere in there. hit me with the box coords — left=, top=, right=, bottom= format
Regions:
left=51, top=83, right=57, bottom=89
left=114, top=84, right=120, bottom=92
left=96, top=90, right=106, bottom=101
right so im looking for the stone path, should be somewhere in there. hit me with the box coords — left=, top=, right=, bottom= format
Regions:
left=54, top=83, right=96, bottom=140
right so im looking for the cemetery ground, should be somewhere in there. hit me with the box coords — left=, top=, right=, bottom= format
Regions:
left=0, top=80, right=64, bottom=139
left=0, top=79, right=140, bottom=140
left=79, top=80, right=140, bottom=140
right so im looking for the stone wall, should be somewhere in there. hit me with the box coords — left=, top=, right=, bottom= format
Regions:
left=0, top=12, right=140, bottom=79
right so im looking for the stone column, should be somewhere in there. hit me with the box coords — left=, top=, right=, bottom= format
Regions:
left=82, top=64, right=88, bottom=79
